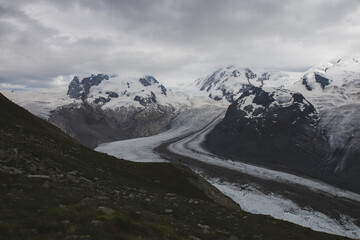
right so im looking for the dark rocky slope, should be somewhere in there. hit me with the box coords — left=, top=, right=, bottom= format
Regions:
left=49, top=102, right=174, bottom=149
left=205, top=87, right=360, bottom=192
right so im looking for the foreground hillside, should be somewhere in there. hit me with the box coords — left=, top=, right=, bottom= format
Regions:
left=0, top=92, right=348, bottom=239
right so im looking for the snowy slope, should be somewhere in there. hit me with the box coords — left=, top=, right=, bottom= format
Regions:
left=290, top=57, right=360, bottom=173
left=3, top=74, right=174, bottom=119
left=3, top=74, right=225, bottom=119
left=67, top=74, right=173, bottom=109
left=3, top=89, right=78, bottom=119
left=196, top=65, right=302, bottom=102
left=291, top=57, right=360, bottom=113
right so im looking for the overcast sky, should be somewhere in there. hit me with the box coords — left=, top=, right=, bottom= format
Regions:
left=1, top=0, right=360, bottom=89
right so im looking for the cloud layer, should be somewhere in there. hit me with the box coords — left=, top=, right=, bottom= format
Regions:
left=1, top=0, right=360, bottom=88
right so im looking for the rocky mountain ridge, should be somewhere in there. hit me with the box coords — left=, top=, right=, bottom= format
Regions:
left=205, top=87, right=331, bottom=175
left=47, top=74, right=176, bottom=148
left=196, top=65, right=302, bottom=103
left=67, top=74, right=171, bottom=108
left=2, top=57, right=359, bottom=192
left=203, top=57, right=360, bottom=192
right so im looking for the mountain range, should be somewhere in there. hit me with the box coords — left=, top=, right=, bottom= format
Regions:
left=3, top=85, right=352, bottom=239
left=2, top=56, right=360, bottom=238
left=3, top=58, right=360, bottom=190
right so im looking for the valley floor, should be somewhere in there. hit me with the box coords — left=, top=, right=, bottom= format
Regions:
left=96, top=106, right=360, bottom=240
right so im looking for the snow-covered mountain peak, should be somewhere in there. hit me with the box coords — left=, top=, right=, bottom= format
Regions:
left=196, top=66, right=302, bottom=103
left=306, top=61, right=334, bottom=73
left=288, top=58, right=360, bottom=158
left=291, top=56, right=360, bottom=108
left=67, top=74, right=172, bottom=109
left=232, top=87, right=317, bottom=122
left=67, top=74, right=111, bottom=99
left=139, top=75, right=159, bottom=86
left=304, top=57, right=359, bottom=75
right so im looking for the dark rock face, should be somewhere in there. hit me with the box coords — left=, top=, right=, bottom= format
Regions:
left=244, top=68, right=257, bottom=81
left=138, top=76, right=168, bottom=96
left=106, top=91, right=119, bottom=98
left=209, top=94, right=222, bottom=101
left=49, top=103, right=175, bottom=149
left=134, top=91, right=157, bottom=107
left=257, top=72, right=270, bottom=87
left=205, top=87, right=332, bottom=177
left=67, top=74, right=110, bottom=100
left=314, top=73, right=330, bottom=89
left=159, top=84, right=167, bottom=96
left=199, top=69, right=223, bottom=92
left=139, top=76, right=159, bottom=86
left=302, top=76, right=312, bottom=91
left=94, top=97, right=110, bottom=104
left=316, top=147, right=360, bottom=192
left=231, top=70, right=241, bottom=77
left=301, top=73, right=330, bottom=91
left=314, top=104, right=360, bottom=192
left=67, top=76, right=83, bottom=98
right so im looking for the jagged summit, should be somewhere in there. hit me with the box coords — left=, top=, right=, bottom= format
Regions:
left=66, top=74, right=170, bottom=108
left=231, top=87, right=318, bottom=124
left=139, top=75, right=159, bottom=86
left=67, top=74, right=110, bottom=99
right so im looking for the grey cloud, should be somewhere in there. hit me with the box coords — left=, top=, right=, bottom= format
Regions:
left=0, top=0, right=360, bottom=89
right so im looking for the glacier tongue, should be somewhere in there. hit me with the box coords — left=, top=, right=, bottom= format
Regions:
left=211, top=179, right=360, bottom=240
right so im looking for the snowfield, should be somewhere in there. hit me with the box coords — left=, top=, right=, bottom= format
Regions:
left=3, top=88, right=78, bottom=119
